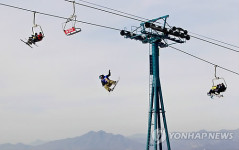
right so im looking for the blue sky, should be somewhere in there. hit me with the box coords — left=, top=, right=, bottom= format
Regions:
left=0, top=0, right=238, bottom=144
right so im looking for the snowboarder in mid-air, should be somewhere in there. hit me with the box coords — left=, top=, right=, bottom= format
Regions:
left=99, top=70, right=118, bottom=92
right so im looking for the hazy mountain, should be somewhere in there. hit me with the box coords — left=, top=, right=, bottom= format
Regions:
left=0, top=143, right=32, bottom=150
left=0, top=130, right=144, bottom=150
left=128, top=133, right=147, bottom=145
left=33, top=130, right=144, bottom=150
left=29, top=140, right=47, bottom=146
left=0, top=129, right=238, bottom=150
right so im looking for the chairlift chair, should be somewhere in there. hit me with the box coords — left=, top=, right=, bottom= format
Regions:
left=32, top=12, right=45, bottom=37
left=209, top=66, right=227, bottom=98
left=212, top=77, right=227, bottom=92
left=62, top=15, right=81, bottom=36
left=32, top=25, right=44, bottom=37
left=62, top=1, right=81, bottom=36
left=20, top=12, right=44, bottom=48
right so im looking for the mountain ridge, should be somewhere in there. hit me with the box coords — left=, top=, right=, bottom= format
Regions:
left=1, top=129, right=238, bottom=150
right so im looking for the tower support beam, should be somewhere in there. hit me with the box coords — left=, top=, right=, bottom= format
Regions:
left=146, top=41, right=171, bottom=150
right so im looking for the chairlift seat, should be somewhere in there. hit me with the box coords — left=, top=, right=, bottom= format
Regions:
left=212, top=77, right=227, bottom=92
left=64, top=27, right=81, bottom=36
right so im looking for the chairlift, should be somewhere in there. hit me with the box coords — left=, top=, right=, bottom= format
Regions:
left=62, top=1, right=81, bottom=36
left=212, top=65, right=227, bottom=90
left=21, top=12, right=44, bottom=48
left=207, top=65, right=227, bottom=98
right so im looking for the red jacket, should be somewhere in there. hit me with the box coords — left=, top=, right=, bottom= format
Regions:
left=38, top=34, right=43, bottom=41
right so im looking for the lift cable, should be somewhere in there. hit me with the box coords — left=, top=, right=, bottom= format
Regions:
left=68, top=0, right=239, bottom=52
left=77, top=0, right=148, bottom=21
left=0, top=2, right=238, bottom=77
left=65, top=0, right=144, bottom=22
left=190, top=32, right=239, bottom=49
left=169, top=46, right=239, bottom=76
left=0, top=2, right=121, bottom=31
left=190, top=35, right=239, bottom=53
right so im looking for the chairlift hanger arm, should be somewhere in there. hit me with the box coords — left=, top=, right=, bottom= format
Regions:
left=64, top=0, right=76, bottom=16
left=72, top=0, right=76, bottom=16
left=33, top=11, right=37, bottom=26
left=214, top=65, right=218, bottom=78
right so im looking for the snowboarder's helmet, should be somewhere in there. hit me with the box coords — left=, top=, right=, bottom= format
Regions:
left=99, top=75, right=104, bottom=79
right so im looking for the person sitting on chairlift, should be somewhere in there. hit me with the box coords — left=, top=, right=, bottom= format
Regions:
left=217, top=83, right=226, bottom=93
left=27, top=32, right=43, bottom=45
left=33, top=33, right=38, bottom=43
left=207, top=83, right=226, bottom=97
left=37, top=32, right=43, bottom=41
